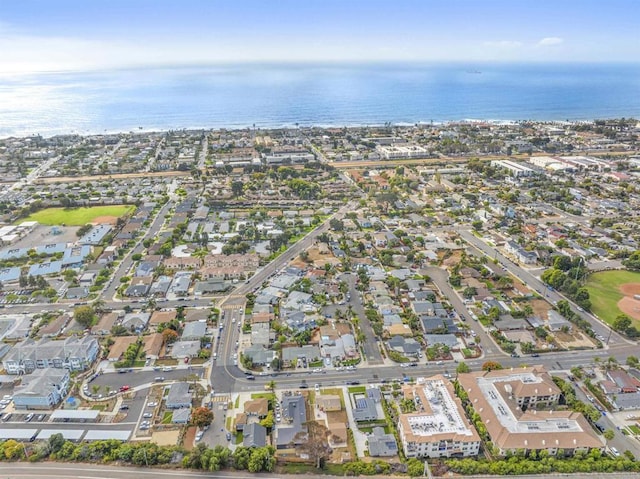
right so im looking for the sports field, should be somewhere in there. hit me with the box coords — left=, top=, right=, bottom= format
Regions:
left=585, top=270, right=640, bottom=326
left=23, top=205, right=135, bottom=226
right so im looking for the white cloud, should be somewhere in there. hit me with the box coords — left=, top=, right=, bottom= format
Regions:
left=483, top=40, right=523, bottom=49
left=537, top=37, right=564, bottom=47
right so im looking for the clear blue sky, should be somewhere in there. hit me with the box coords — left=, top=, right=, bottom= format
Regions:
left=0, top=0, right=638, bottom=72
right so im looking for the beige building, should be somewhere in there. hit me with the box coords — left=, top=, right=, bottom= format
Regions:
left=457, top=367, right=603, bottom=456
left=398, top=376, right=481, bottom=458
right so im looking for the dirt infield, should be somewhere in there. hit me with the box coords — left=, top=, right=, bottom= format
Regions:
left=617, top=283, right=640, bottom=321
left=91, top=215, right=119, bottom=225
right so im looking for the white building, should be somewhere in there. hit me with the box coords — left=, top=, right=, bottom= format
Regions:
left=398, top=376, right=481, bottom=458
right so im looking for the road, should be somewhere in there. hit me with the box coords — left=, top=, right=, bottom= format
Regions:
left=340, top=272, right=383, bottom=365
left=3, top=462, right=640, bottom=479
left=422, top=266, right=503, bottom=359
left=102, top=200, right=174, bottom=301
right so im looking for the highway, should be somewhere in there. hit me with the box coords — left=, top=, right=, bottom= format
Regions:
left=3, top=462, right=640, bottom=479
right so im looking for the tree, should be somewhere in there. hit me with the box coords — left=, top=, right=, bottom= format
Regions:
left=260, top=410, right=274, bottom=429
left=295, top=421, right=332, bottom=469
left=47, top=432, right=65, bottom=454
left=462, top=286, right=477, bottom=299
left=626, top=356, right=639, bottom=368
left=162, top=328, right=179, bottom=345
left=192, top=406, right=214, bottom=428
left=231, top=181, right=244, bottom=197
left=407, top=458, right=424, bottom=477
left=74, top=305, right=96, bottom=328
left=603, top=429, right=615, bottom=444
left=482, top=361, right=503, bottom=371
left=456, top=362, right=471, bottom=374
left=497, top=275, right=514, bottom=290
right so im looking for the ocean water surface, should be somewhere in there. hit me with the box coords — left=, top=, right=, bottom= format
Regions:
left=1, top=62, right=639, bottom=137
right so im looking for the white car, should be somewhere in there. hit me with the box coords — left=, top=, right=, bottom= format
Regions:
left=143, top=412, right=153, bottom=418
left=147, top=402, right=158, bottom=408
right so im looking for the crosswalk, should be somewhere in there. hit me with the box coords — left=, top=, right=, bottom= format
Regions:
left=211, top=395, right=230, bottom=403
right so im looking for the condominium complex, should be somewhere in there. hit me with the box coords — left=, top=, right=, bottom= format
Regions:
left=457, top=367, right=603, bottom=456
left=2, top=336, right=99, bottom=374
left=398, top=375, right=481, bottom=458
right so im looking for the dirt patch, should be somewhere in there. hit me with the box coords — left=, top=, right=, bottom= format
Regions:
left=618, top=297, right=640, bottom=321
left=91, top=215, right=119, bottom=225
left=554, top=329, right=596, bottom=349
left=530, top=299, right=552, bottom=320
left=620, top=283, right=640, bottom=296
left=152, top=429, right=183, bottom=447
left=617, top=283, right=640, bottom=321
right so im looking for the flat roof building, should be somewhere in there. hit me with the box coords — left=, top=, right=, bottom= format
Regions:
left=457, top=367, right=603, bottom=456
left=398, top=376, right=481, bottom=459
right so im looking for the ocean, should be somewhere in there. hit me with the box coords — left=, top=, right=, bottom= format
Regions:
left=1, top=62, right=640, bottom=138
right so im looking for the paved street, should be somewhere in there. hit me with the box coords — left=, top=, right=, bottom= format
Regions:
left=3, top=463, right=640, bottom=479
left=339, top=271, right=383, bottom=365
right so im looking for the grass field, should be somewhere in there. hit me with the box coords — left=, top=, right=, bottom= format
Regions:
left=22, top=205, right=135, bottom=226
left=585, top=270, right=640, bottom=326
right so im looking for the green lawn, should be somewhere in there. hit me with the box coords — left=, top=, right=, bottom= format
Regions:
left=22, top=205, right=135, bottom=226
left=585, top=270, right=640, bottom=327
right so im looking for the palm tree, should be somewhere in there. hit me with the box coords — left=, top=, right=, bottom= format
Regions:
left=267, top=380, right=276, bottom=391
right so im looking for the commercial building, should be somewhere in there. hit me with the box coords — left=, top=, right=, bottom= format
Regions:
left=457, top=367, right=603, bottom=456
left=490, top=160, right=535, bottom=178
left=398, top=376, right=481, bottom=458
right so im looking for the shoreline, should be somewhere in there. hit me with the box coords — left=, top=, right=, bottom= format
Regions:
left=1, top=117, right=637, bottom=140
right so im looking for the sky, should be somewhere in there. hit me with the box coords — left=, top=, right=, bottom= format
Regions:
left=0, top=0, right=639, bottom=73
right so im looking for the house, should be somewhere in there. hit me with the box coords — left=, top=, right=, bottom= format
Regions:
left=243, top=345, right=276, bottom=366
left=316, top=394, right=342, bottom=412
left=275, top=395, right=308, bottom=449
left=166, top=383, right=192, bottom=409
left=150, top=309, right=177, bottom=326
left=3, top=336, right=99, bottom=375
left=13, top=368, right=70, bottom=410
left=368, top=426, right=398, bottom=457
left=150, top=276, right=172, bottom=296
left=92, top=312, right=121, bottom=335
left=387, top=336, right=421, bottom=357
left=282, top=345, right=321, bottom=367
left=547, top=310, right=571, bottom=332
left=121, top=312, right=150, bottom=332
left=169, top=272, right=192, bottom=296
left=172, top=408, right=191, bottom=424
left=184, top=308, right=209, bottom=322
left=66, top=286, right=89, bottom=300
left=143, top=333, right=164, bottom=359
left=125, top=276, right=153, bottom=297
left=170, top=340, right=200, bottom=359
left=424, top=334, right=458, bottom=349
left=194, top=279, right=228, bottom=295
left=245, top=397, right=269, bottom=418
left=181, top=321, right=207, bottom=341
left=243, top=422, right=267, bottom=448
left=352, top=397, right=380, bottom=422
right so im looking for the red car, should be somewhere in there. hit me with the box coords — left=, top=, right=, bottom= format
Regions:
left=119, top=385, right=130, bottom=392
